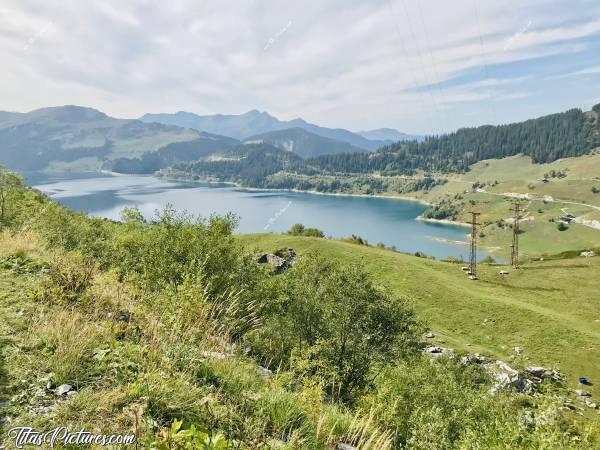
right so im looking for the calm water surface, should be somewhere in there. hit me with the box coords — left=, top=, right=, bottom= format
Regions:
left=25, top=172, right=494, bottom=261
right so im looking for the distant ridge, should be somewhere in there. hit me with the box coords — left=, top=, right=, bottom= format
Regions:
left=357, top=128, right=423, bottom=143
left=139, top=110, right=395, bottom=151
left=243, top=127, right=366, bottom=158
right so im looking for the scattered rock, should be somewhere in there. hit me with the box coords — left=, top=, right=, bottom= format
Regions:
left=274, top=248, right=297, bottom=266
left=580, top=251, right=595, bottom=258
left=576, top=389, right=592, bottom=397
left=424, top=332, right=435, bottom=339
left=257, top=366, right=272, bottom=379
left=424, top=346, right=453, bottom=359
left=117, top=311, right=130, bottom=323
left=495, top=360, right=519, bottom=376
left=525, top=366, right=547, bottom=378
left=55, top=384, right=73, bottom=396
left=514, top=346, right=523, bottom=354
left=256, top=253, right=288, bottom=273
left=461, top=353, right=488, bottom=365
left=337, top=444, right=357, bottom=450
left=583, top=397, right=598, bottom=409
left=561, top=399, right=576, bottom=410
left=512, top=377, right=535, bottom=395
left=30, top=405, right=53, bottom=416
left=40, top=373, right=54, bottom=391
left=424, top=346, right=442, bottom=354
left=201, top=351, right=232, bottom=360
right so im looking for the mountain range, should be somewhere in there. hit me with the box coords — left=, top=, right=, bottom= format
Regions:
left=139, top=110, right=419, bottom=149
left=0, top=106, right=414, bottom=172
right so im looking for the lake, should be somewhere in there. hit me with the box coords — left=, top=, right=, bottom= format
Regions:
left=25, top=172, right=495, bottom=261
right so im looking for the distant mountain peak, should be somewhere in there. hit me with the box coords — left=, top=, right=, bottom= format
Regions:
left=31, top=105, right=108, bottom=118
left=139, top=110, right=391, bottom=150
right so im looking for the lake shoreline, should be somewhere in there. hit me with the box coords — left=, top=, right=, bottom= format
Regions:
left=416, top=216, right=471, bottom=228
left=156, top=173, right=433, bottom=206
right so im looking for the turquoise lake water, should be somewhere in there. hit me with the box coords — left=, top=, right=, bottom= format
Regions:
left=26, top=172, right=495, bottom=261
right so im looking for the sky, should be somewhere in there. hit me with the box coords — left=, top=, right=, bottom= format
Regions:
left=1, top=0, right=599, bottom=135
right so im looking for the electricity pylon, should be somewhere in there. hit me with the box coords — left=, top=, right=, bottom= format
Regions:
left=467, top=211, right=481, bottom=279
left=510, top=201, right=521, bottom=268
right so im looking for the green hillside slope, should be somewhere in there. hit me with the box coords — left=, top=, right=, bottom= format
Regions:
left=239, top=234, right=600, bottom=399
left=1, top=171, right=598, bottom=447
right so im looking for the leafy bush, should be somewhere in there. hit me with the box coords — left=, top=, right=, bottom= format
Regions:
left=287, top=223, right=324, bottom=238
left=251, top=254, right=421, bottom=402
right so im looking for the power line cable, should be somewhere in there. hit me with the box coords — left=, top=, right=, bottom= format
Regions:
left=398, top=0, right=449, bottom=135
left=385, top=0, right=444, bottom=136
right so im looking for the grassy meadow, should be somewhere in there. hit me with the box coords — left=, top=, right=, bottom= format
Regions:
left=240, top=234, right=600, bottom=400
left=406, top=153, right=600, bottom=258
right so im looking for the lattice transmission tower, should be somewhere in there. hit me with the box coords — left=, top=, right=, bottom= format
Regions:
left=510, top=201, right=521, bottom=269
left=467, top=211, right=481, bottom=280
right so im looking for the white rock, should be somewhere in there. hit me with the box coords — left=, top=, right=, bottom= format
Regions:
left=56, top=384, right=72, bottom=396
left=337, top=444, right=357, bottom=450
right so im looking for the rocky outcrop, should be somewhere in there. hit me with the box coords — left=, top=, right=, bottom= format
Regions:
left=256, top=248, right=297, bottom=273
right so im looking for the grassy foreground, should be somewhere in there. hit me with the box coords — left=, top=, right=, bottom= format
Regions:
left=240, top=234, right=600, bottom=398
left=1, top=170, right=599, bottom=448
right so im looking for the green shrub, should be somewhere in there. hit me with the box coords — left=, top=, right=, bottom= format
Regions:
left=287, top=223, right=324, bottom=238
left=252, top=253, right=421, bottom=402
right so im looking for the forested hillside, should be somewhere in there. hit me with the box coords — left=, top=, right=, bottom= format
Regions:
left=307, top=105, right=600, bottom=175
left=171, top=104, right=600, bottom=189
left=173, top=143, right=303, bottom=186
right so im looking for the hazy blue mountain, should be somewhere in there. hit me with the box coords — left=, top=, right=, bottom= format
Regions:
left=0, top=105, right=379, bottom=173
left=243, top=127, right=366, bottom=158
left=139, top=110, right=388, bottom=151
left=0, top=105, right=201, bottom=171
left=357, top=128, right=423, bottom=143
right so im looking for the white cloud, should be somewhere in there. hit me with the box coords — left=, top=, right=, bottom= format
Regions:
left=0, top=0, right=599, bottom=133
left=552, top=65, right=600, bottom=79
